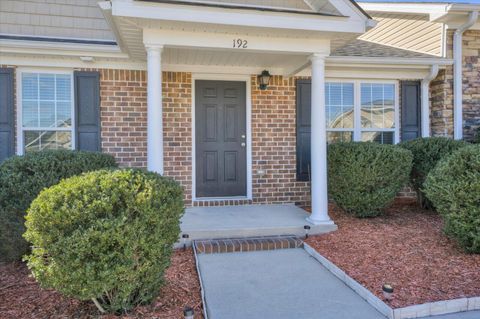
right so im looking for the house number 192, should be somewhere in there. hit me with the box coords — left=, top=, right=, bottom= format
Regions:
left=233, top=39, right=248, bottom=48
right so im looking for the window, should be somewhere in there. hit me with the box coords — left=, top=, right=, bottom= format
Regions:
left=325, top=81, right=398, bottom=144
left=326, top=83, right=354, bottom=143
left=360, top=83, right=395, bottom=144
left=20, top=72, right=73, bottom=153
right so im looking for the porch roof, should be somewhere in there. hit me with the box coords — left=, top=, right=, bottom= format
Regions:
left=332, top=39, right=439, bottom=58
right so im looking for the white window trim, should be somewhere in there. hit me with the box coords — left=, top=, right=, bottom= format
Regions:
left=16, top=67, right=75, bottom=155
left=325, top=78, right=400, bottom=144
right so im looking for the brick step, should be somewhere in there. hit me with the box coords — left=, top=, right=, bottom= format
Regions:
left=193, top=235, right=303, bottom=254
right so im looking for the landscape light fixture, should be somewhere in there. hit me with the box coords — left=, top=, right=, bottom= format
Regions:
left=382, top=284, right=394, bottom=301
left=182, top=234, right=190, bottom=251
left=304, top=225, right=311, bottom=239
left=183, top=306, right=194, bottom=319
left=258, top=70, right=271, bottom=90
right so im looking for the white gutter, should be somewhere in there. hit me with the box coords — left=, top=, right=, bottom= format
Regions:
left=421, top=64, right=439, bottom=137
left=453, top=11, right=478, bottom=140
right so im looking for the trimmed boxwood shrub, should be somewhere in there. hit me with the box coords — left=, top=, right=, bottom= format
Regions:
left=398, top=137, right=468, bottom=208
left=328, top=142, right=413, bottom=218
left=0, top=150, right=117, bottom=262
left=424, top=146, right=480, bottom=253
left=24, top=169, right=184, bottom=313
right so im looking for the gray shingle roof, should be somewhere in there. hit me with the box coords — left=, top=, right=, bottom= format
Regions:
left=331, top=39, right=438, bottom=58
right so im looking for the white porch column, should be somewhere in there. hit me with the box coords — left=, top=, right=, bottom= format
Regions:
left=146, top=45, right=164, bottom=174
left=307, top=54, right=334, bottom=225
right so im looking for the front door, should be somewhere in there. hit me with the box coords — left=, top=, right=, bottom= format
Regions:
left=195, top=80, right=247, bottom=198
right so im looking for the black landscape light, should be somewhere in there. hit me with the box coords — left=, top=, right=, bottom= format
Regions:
left=382, top=284, right=394, bottom=301
left=182, top=234, right=190, bottom=251
left=304, top=225, right=311, bottom=239
left=184, top=306, right=194, bottom=319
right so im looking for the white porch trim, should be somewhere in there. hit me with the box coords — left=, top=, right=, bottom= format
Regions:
left=307, top=54, right=334, bottom=225
left=146, top=45, right=164, bottom=174
left=191, top=73, right=253, bottom=202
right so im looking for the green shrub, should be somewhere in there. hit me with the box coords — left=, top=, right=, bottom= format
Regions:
left=474, top=127, right=480, bottom=144
left=398, top=137, right=468, bottom=208
left=24, top=169, right=184, bottom=313
left=328, top=142, right=413, bottom=218
left=424, top=146, right=480, bottom=253
left=0, top=150, right=117, bottom=262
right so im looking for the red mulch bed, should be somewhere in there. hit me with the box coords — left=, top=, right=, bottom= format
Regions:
left=306, top=199, right=480, bottom=308
left=0, top=249, right=203, bottom=318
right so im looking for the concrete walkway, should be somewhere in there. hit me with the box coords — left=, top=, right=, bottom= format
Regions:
left=197, top=248, right=385, bottom=319
left=196, top=247, right=480, bottom=319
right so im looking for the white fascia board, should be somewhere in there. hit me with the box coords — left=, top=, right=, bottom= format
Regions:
left=143, top=29, right=331, bottom=55
left=0, top=54, right=146, bottom=70
left=98, top=1, right=128, bottom=55
left=0, top=39, right=128, bottom=59
left=113, top=1, right=368, bottom=34
left=359, top=2, right=450, bottom=22
left=326, top=56, right=453, bottom=66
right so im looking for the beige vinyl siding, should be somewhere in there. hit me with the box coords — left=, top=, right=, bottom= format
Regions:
left=0, top=0, right=115, bottom=41
left=359, top=13, right=443, bottom=56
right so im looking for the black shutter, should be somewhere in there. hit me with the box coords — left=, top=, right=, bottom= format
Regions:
left=296, top=79, right=311, bottom=181
left=0, top=68, right=15, bottom=163
left=74, top=71, right=101, bottom=152
left=401, top=81, right=421, bottom=142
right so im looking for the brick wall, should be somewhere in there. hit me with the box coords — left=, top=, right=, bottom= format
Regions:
left=91, top=69, right=148, bottom=167
left=251, top=75, right=310, bottom=206
left=162, top=72, right=193, bottom=205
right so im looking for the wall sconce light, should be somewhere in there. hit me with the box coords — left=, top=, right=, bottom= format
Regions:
left=258, top=70, right=271, bottom=90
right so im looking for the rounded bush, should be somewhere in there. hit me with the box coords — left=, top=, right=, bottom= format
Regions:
left=398, top=137, right=468, bottom=208
left=24, top=169, right=184, bottom=313
left=0, top=150, right=117, bottom=262
left=424, top=146, right=480, bottom=253
left=328, top=142, right=413, bottom=218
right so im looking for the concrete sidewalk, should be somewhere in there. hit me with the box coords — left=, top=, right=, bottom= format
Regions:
left=196, top=247, right=480, bottom=319
left=197, top=248, right=385, bottom=319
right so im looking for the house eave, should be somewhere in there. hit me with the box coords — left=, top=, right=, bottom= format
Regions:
left=326, top=56, right=453, bottom=67
left=112, top=1, right=370, bottom=34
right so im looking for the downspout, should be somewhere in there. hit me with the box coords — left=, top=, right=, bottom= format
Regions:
left=453, top=11, right=478, bottom=140
left=421, top=64, right=439, bottom=137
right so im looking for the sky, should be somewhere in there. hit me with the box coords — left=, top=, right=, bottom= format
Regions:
left=359, top=0, right=480, bottom=3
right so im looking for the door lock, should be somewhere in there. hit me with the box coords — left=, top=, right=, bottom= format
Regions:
left=241, top=134, right=246, bottom=139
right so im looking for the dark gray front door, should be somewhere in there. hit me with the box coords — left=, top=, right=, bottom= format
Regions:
left=195, top=80, right=247, bottom=197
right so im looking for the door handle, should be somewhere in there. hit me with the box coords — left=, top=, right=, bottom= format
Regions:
left=241, top=142, right=246, bottom=147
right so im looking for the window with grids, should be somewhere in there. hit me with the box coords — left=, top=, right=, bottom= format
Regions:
left=21, top=72, right=73, bottom=153
left=326, top=82, right=354, bottom=144
left=360, top=83, right=395, bottom=144
left=325, top=81, right=397, bottom=144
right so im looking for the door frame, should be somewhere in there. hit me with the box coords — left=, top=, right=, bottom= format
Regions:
left=191, top=73, right=252, bottom=202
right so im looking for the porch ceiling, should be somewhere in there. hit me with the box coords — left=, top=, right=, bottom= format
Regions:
left=162, top=47, right=309, bottom=74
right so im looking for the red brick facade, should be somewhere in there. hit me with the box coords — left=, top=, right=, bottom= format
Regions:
left=89, top=70, right=312, bottom=206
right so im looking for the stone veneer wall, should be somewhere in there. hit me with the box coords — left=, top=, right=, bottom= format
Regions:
left=430, top=30, right=480, bottom=141
left=462, top=30, right=480, bottom=140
